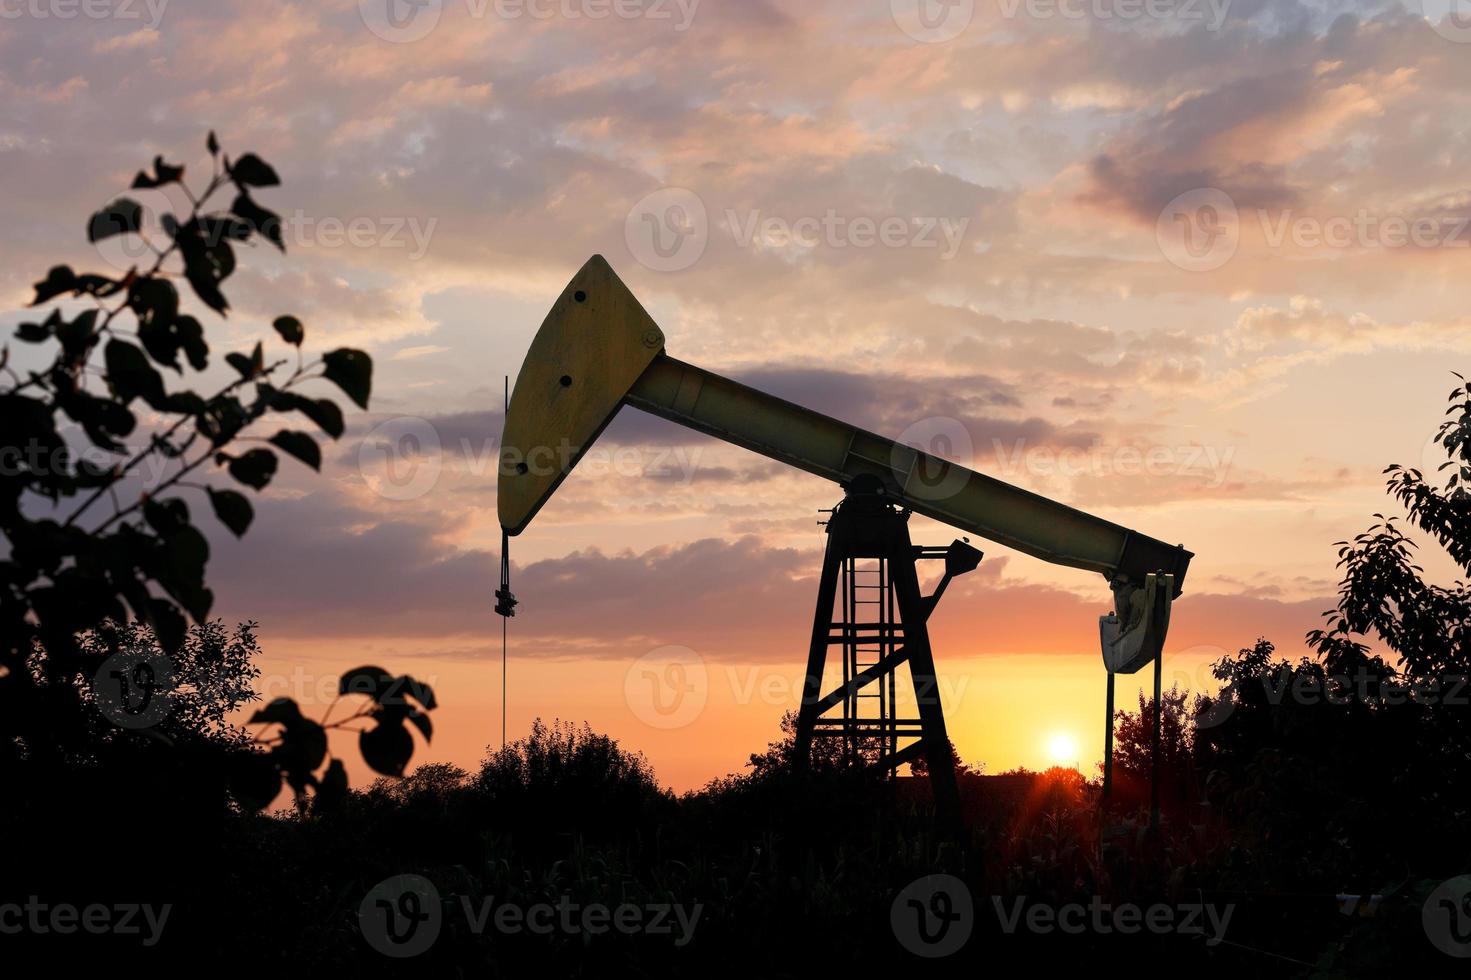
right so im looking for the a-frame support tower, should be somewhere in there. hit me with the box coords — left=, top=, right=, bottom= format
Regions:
left=793, top=475, right=982, bottom=831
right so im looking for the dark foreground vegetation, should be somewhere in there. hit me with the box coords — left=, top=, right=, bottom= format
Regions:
left=5, top=676, right=1467, bottom=977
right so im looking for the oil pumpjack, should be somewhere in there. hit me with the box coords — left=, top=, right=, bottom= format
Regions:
left=497, top=255, right=1192, bottom=827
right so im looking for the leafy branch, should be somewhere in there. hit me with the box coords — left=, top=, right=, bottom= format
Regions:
left=238, top=666, right=437, bottom=814
left=0, top=134, right=402, bottom=815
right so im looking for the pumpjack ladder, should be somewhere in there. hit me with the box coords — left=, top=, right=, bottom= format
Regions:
left=795, top=476, right=982, bottom=825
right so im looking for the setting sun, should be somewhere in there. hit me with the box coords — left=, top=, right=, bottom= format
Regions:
left=1046, top=733, right=1079, bottom=768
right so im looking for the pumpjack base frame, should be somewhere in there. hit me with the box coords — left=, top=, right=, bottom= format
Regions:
left=793, top=476, right=981, bottom=832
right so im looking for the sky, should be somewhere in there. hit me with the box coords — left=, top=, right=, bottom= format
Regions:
left=4, top=0, right=1471, bottom=793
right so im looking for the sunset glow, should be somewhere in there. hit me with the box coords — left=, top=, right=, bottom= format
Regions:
left=1046, top=732, right=1079, bottom=768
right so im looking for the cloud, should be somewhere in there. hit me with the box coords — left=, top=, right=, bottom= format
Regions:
left=208, top=485, right=1329, bottom=669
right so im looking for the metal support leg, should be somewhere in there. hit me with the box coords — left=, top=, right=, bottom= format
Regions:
left=1103, top=671, right=1115, bottom=800
left=795, top=536, right=841, bottom=769
left=888, top=538, right=962, bottom=835
left=1150, top=651, right=1162, bottom=831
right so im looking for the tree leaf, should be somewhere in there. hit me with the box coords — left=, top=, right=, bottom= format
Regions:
left=139, top=314, right=209, bottom=376
left=272, top=315, right=304, bottom=346
left=207, top=130, right=220, bottom=157
left=407, top=709, right=433, bottom=743
left=87, top=198, right=143, bottom=242
left=207, top=487, right=254, bottom=537
left=15, top=321, right=51, bottom=343
left=322, top=348, right=372, bottom=409
left=127, top=276, right=180, bottom=330
left=232, top=192, right=284, bottom=251
left=58, top=389, right=135, bottom=451
left=360, top=720, right=413, bottom=777
left=224, top=341, right=264, bottom=379
left=131, top=156, right=184, bottom=189
left=197, top=396, right=249, bottom=447
left=54, top=309, right=96, bottom=363
left=278, top=393, right=344, bottom=439
left=173, top=222, right=232, bottom=315
left=230, top=153, right=281, bottom=188
left=31, top=265, right=77, bottom=305
left=176, top=315, right=208, bottom=371
left=400, top=675, right=437, bottom=711
left=104, top=338, right=166, bottom=407
left=269, top=429, right=320, bottom=471
left=144, top=496, right=190, bottom=536
left=274, top=718, right=328, bottom=776
left=339, top=665, right=393, bottom=700
left=227, top=448, right=278, bottom=491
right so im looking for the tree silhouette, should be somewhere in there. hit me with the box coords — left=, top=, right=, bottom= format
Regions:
left=0, top=135, right=440, bottom=816
left=1310, top=373, right=1471, bottom=677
